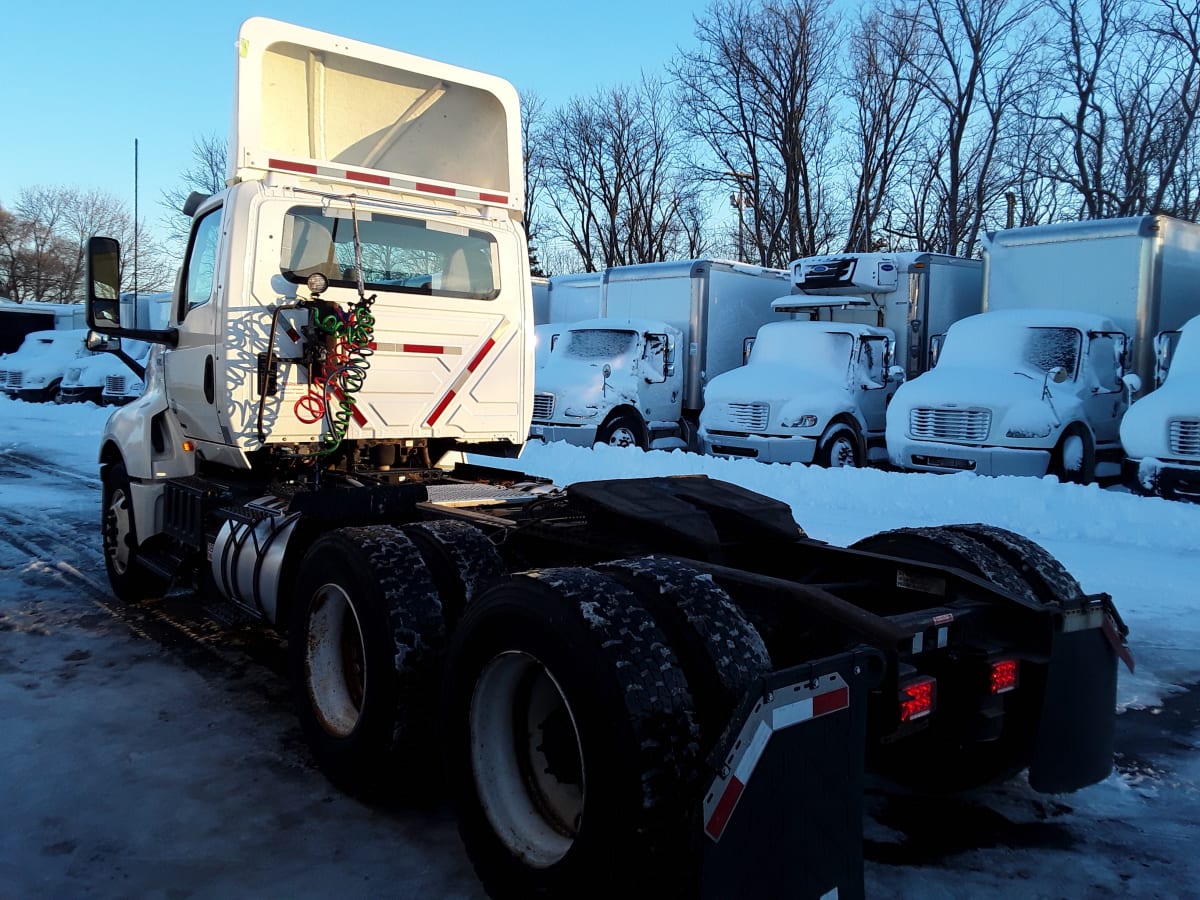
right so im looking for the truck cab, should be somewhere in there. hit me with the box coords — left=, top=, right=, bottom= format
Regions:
left=699, top=320, right=902, bottom=467
left=530, top=317, right=681, bottom=449
left=1121, top=313, right=1200, bottom=500
left=887, top=309, right=1138, bottom=482
left=87, top=17, right=532, bottom=544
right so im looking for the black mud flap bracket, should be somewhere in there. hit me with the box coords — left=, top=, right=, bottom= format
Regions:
left=1029, top=594, right=1130, bottom=794
left=700, top=646, right=884, bottom=900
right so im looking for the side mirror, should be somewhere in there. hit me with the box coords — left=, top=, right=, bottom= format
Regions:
left=1122, top=372, right=1142, bottom=396
left=1048, top=366, right=1070, bottom=384
left=86, top=331, right=116, bottom=352
left=888, top=365, right=906, bottom=383
left=86, top=236, right=122, bottom=333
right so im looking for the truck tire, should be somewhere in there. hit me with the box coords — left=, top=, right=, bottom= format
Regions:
left=595, top=412, right=646, bottom=450
left=597, top=556, right=771, bottom=750
left=1053, top=424, right=1095, bottom=484
left=815, top=423, right=862, bottom=468
left=101, top=461, right=169, bottom=603
left=942, top=524, right=1082, bottom=607
left=289, top=525, right=445, bottom=798
left=850, top=525, right=1045, bottom=791
left=443, top=567, right=701, bottom=900
left=402, top=520, right=506, bottom=629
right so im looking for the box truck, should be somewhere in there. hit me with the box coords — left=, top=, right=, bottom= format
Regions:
left=529, top=259, right=792, bottom=449
left=888, top=216, right=1200, bottom=483
left=698, top=252, right=981, bottom=466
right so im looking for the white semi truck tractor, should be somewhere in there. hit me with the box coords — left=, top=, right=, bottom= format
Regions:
left=82, top=18, right=1131, bottom=900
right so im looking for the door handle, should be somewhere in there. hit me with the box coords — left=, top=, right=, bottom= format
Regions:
left=204, top=355, right=215, bottom=404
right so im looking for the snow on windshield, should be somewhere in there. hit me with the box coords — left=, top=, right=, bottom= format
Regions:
left=939, top=319, right=1080, bottom=377
left=563, top=329, right=637, bottom=362
left=751, top=323, right=854, bottom=373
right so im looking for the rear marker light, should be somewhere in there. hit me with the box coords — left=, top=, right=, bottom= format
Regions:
left=899, top=676, right=937, bottom=722
left=990, top=659, right=1019, bottom=694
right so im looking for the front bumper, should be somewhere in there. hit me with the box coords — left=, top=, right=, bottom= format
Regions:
left=891, top=438, right=1051, bottom=476
left=700, top=431, right=818, bottom=464
left=1123, top=456, right=1200, bottom=501
left=528, top=421, right=599, bottom=447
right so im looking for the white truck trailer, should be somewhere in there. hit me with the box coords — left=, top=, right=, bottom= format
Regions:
left=888, top=216, right=1200, bottom=482
left=1121, top=313, right=1200, bottom=501
left=80, top=18, right=1130, bottom=900
left=697, top=252, right=979, bottom=467
left=529, top=259, right=791, bottom=449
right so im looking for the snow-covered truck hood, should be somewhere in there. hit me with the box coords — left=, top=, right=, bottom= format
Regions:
left=1121, top=374, right=1200, bottom=459
left=890, top=366, right=1083, bottom=443
left=701, top=362, right=855, bottom=432
left=534, top=359, right=638, bottom=421
left=63, top=353, right=135, bottom=388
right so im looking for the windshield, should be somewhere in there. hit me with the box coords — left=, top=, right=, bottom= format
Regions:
left=940, top=322, right=1082, bottom=378
left=562, top=329, right=638, bottom=361
left=751, top=326, right=855, bottom=374
left=280, top=206, right=499, bottom=300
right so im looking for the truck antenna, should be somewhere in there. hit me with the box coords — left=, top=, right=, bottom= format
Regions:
left=133, top=138, right=139, bottom=308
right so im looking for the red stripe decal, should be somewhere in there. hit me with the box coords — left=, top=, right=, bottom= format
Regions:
left=479, top=192, right=508, bottom=204
left=416, top=182, right=457, bottom=196
left=269, top=158, right=318, bottom=175
left=813, top=686, right=849, bottom=718
left=403, top=344, right=445, bottom=355
left=704, top=777, right=745, bottom=841
left=467, top=338, right=496, bottom=372
left=347, top=169, right=390, bottom=185
left=426, top=389, right=456, bottom=426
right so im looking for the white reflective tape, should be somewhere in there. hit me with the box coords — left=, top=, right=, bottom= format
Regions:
left=912, top=631, right=924, bottom=654
left=820, top=888, right=839, bottom=900
left=771, top=697, right=814, bottom=730
left=937, top=626, right=948, bottom=648
left=733, top=721, right=772, bottom=784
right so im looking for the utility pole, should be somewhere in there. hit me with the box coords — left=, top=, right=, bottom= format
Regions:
left=726, top=171, right=753, bottom=262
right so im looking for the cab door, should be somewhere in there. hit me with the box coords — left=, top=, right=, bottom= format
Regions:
left=856, top=335, right=894, bottom=435
left=164, top=205, right=228, bottom=446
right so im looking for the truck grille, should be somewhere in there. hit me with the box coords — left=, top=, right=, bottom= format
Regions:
left=724, top=402, right=770, bottom=431
left=5, top=371, right=23, bottom=390
left=1169, top=419, right=1200, bottom=457
left=532, top=393, right=555, bottom=421
left=105, top=375, right=127, bottom=395
left=909, top=407, right=991, bottom=442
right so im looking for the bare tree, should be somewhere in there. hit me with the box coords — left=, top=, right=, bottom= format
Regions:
left=540, top=79, right=703, bottom=271
left=673, top=0, right=844, bottom=266
left=160, top=132, right=227, bottom=249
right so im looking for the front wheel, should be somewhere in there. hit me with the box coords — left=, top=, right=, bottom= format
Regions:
left=594, top=413, right=646, bottom=450
left=1053, top=424, right=1095, bottom=484
left=101, top=461, right=168, bottom=603
left=815, top=423, right=862, bottom=468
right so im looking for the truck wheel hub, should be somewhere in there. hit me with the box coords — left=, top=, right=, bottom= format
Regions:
left=304, top=584, right=367, bottom=737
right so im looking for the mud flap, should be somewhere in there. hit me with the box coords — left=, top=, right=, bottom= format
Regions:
left=700, top=647, right=883, bottom=900
left=1028, top=624, right=1118, bottom=793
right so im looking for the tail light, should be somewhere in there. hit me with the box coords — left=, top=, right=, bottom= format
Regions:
left=899, top=675, right=937, bottom=722
left=989, top=659, right=1019, bottom=694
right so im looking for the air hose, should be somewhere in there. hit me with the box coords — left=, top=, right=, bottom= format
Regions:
left=294, top=294, right=376, bottom=455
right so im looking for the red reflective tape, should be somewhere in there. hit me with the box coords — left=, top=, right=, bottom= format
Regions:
left=404, top=344, right=445, bottom=355
left=426, top=389, right=456, bottom=426
left=467, top=338, right=496, bottom=372
left=416, top=182, right=456, bottom=196
left=285, top=326, right=301, bottom=343
left=704, top=777, right=745, bottom=841
left=812, top=686, right=849, bottom=718
left=269, top=158, right=318, bottom=175
left=346, top=169, right=390, bottom=185
left=479, top=192, right=508, bottom=204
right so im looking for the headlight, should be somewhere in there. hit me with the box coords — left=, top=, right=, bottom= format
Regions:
left=1006, top=425, right=1052, bottom=438
left=781, top=414, right=818, bottom=429
left=564, top=407, right=599, bottom=419
left=28, top=375, right=47, bottom=385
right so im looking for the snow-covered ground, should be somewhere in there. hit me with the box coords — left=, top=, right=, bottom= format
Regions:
left=1, top=394, right=1198, bottom=898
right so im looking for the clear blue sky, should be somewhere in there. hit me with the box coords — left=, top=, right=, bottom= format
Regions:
left=2, top=0, right=712, bottom=240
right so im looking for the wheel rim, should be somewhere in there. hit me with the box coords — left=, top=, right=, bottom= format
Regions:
left=828, top=435, right=858, bottom=468
left=470, top=651, right=584, bottom=868
left=606, top=426, right=638, bottom=448
left=104, top=487, right=133, bottom=575
left=304, top=583, right=368, bottom=738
